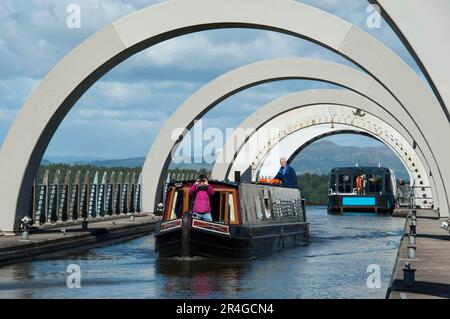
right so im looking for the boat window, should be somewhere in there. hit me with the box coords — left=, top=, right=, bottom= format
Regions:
left=367, top=174, right=384, bottom=193
left=272, top=199, right=281, bottom=219
left=338, top=174, right=352, bottom=193
left=228, top=193, right=236, bottom=223
left=219, top=192, right=226, bottom=221
left=290, top=201, right=295, bottom=217
left=170, top=189, right=184, bottom=220
left=292, top=200, right=300, bottom=217
left=385, top=175, right=392, bottom=194
left=200, top=190, right=238, bottom=224
left=262, top=190, right=272, bottom=219
left=264, top=198, right=272, bottom=219
left=353, top=175, right=362, bottom=193
left=329, top=174, right=336, bottom=193
left=281, top=200, right=293, bottom=218
left=254, top=197, right=263, bottom=220
left=208, top=191, right=221, bottom=222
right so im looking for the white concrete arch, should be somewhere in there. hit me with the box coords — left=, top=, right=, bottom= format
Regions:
left=373, top=0, right=450, bottom=119
left=225, top=104, right=432, bottom=208
left=143, top=58, right=446, bottom=218
left=211, top=89, right=429, bottom=185
left=256, top=125, right=434, bottom=209
left=0, top=0, right=448, bottom=231
left=231, top=102, right=432, bottom=205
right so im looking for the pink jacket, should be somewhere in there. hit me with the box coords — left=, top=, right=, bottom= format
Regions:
left=189, top=184, right=215, bottom=213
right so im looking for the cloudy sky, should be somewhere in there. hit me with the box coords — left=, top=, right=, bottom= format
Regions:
left=0, top=0, right=426, bottom=161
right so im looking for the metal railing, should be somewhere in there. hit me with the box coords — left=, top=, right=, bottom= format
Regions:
left=396, top=185, right=433, bottom=209
left=29, top=170, right=142, bottom=226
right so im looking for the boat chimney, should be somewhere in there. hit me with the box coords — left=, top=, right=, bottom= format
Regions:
left=234, top=171, right=241, bottom=183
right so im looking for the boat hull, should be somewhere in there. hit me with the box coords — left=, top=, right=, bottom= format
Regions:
left=155, top=215, right=309, bottom=259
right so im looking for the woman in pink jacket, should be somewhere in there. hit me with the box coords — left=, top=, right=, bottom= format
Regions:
left=189, top=174, right=215, bottom=222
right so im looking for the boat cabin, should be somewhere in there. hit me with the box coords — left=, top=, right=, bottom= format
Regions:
left=162, top=180, right=306, bottom=225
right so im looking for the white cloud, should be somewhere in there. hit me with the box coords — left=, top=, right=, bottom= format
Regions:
left=74, top=79, right=199, bottom=114
left=77, top=108, right=168, bottom=122
left=117, top=29, right=336, bottom=74
left=0, top=0, right=163, bottom=79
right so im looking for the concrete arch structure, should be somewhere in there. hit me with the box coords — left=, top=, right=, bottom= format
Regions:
left=256, top=125, right=414, bottom=179
left=212, top=89, right=432, bottom=189
left=373, top=0, right=450, bottom=119
left=142, top=58, right=446, bottom=218
left=0, top=0, right=448, bottom=232
left=255, top=124, right=431, bottom=208
left=255, top=124, right=433, bottom=207
left=218, top=101, right=432, bottom=208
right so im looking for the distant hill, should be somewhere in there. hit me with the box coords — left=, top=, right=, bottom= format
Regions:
left=87, top=157, right=145, bottom=168
left=41, top=155, right=213, bottom=170
left=42, top=140, right=408, bottom=179
left=41, top=159, right=51, bottom=165
left=44, top=155, right=106, bottom=163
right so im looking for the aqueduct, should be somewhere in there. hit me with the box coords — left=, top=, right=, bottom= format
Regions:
left=0, top=0, right=449, bottom=232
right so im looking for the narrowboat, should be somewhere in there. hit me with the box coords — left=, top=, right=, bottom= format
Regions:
left=327, top=166, right=396, bottom=214
left=155, top=180, right=309, bottom=259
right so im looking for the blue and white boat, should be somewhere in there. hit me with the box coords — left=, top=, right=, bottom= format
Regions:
left=327, top=166, right=396, bottom=214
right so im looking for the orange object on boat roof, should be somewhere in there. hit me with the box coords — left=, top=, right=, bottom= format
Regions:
left=258, top=178, right=282, bottom=185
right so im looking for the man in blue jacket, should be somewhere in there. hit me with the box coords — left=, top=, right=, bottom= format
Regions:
left=274, top=157, right=298, bottom=188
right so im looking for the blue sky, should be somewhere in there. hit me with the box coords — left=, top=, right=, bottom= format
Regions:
left=0, top=0, right=427, bottom=160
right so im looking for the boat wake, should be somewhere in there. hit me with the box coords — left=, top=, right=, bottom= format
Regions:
left=310, top=231, right=402, bottom=242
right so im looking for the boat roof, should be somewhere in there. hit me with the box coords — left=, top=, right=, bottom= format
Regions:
left=330, top=166, right=392, bottom=174
left=166, top=179, right=291, bottom=189
left=167, top=179, right=239, bottom=188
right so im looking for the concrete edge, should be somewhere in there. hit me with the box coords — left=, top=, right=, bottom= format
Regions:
left=0, top=219, right=159, bottom=267
left=386, top=217, right=408, bottom=298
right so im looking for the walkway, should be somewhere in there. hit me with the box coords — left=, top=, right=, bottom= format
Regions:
left=0, top=214, right=160, bottom=266
left=388, top=209, right=450, bottom=299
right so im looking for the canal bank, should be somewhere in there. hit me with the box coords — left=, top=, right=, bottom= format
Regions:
left=0, top=214, right=161, bottom=266
left=388, top=209, right=450, bottom=299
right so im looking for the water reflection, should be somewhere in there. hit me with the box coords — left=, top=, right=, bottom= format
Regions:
left=155, top=258, right=246, bottom=297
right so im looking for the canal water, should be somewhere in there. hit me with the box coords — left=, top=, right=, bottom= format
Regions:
left=0, top=207, right=405, bottom=299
